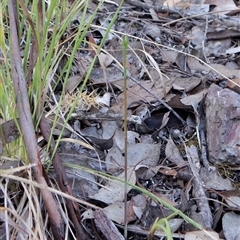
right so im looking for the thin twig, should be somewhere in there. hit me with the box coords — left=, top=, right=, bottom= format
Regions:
left=72, top=111, right=142, bottom=124
left=199, top=100, right=210, bottom=169
left=94, top=210, right=124, bottom=240
left=185, top=145, right=213, bottom=229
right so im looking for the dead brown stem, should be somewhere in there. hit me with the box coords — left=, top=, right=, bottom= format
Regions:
left=8, top=0, right=64, bottom=238
left=40, top=115, right=90, bottom=240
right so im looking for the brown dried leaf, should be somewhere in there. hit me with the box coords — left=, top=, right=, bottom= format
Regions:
left=180, top=89, right=208, bottom=106
left=98, top=52, right=113, bottom=68
left=158, top=168, right=178, bottom=177
left=172, top=76, right=201, bottom=92
left=226, top=78, right=240, bottom=94
left=91, top=167, right=136, bottom=204
left=65, top=75, right=83, bottom=94
left=160, top=111, right=170, bottom=129
left=103, top=200, right=137, bottom=224
left=165, top=137, right=187, bottom=167
left=200, top=167, right=233, bottom=191
left=132, top=195, right=147, bottom=219
left=221, top=190, right=240, bottom=208
left=105, top=143, right=161, bottom=172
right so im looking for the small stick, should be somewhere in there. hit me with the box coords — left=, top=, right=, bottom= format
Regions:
left=94, top=210, right=124, bottom=240
left=72, top=111, right=143, bottom=124
left=185, top=145, right=213, bottom=229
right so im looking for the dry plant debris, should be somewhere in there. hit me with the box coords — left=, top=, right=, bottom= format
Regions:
left=1, top=0, right=240, bottom=239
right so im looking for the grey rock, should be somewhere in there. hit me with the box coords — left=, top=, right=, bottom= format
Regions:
left=205, top=84, right=240, bottom=165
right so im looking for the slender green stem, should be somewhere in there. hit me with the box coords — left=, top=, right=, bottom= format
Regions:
left=122, top=35, right=129, bottom=239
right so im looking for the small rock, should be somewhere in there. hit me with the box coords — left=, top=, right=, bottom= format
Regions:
left=205, top=84, right=240, bottom=165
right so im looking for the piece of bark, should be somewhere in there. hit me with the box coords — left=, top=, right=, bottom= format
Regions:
left=198, top=100, right=210, bottom=169
left=94, top=210, right=124, bottom=240
left=186, top=145, right=213, bottom=229
left=205, top=84, right=240, bottom=165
